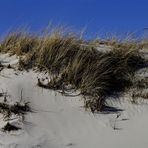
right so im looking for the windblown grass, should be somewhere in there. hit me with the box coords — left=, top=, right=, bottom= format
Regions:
left=0, top=28, right=147, bottom=112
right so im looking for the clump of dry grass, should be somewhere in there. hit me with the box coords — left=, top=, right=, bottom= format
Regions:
left=0, top=31, right=39, bottom=55
left=0, top=28, right=147, bottom=112
left=129, top=76, right=148, bottom=103
left=2, top=122, right=21, bottom=132
left=55, top=48, right=145, bottom=111
left=92, top=34, right=148, bottom=50
left=0, top=101, right=31, bottom=120
left=133, top=77, right=148, bottom=89
left=96, top=40, right=147, bottom=50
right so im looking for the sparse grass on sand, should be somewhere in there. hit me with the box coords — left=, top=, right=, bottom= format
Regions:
left=2, top=122, right=21, bottom=132
left=0, top=101, right=31, bottom=120
left=0, top=28, right=147, bottom=112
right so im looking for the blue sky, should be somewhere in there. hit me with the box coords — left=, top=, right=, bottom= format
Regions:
left=0, top=0, right=147, bottom=38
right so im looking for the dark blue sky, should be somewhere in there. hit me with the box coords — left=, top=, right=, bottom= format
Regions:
left=0, top=0, right=147, bottom=38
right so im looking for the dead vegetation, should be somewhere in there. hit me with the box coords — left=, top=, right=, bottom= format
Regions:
left=128, top=75, right=148, bottom=103
left=0, top=28, right=147, bottom=112
left=2, top=122, right=21, bottom=132
left=0, top=101, right=31, bottom=120
left=0, top=92, right=32, bottom=132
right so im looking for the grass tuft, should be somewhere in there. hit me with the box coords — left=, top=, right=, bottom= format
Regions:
left=2, top=122, right=21, bottom=132
left=0, top=101, right=31, bottom=120
left=0, top=28, right=147, bottom=112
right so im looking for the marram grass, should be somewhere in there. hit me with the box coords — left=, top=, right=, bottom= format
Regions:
left=0, top=29, right=147, bottom=112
